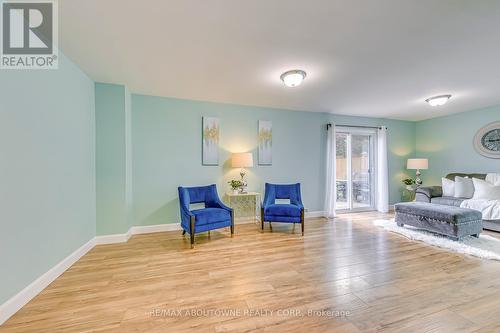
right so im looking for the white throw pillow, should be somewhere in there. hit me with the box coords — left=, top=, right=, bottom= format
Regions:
left=486, top=173, right=500, bottom=186
left=441, top=178, right=455, bottom=197
left=472, top=178, right=500, bottom=200
left=454, top=176, right=474, bottom=199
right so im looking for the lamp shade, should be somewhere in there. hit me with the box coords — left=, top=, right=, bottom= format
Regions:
left=407, top=158, right=428, bottom=170
left=232, top=152, right=253, bottom=168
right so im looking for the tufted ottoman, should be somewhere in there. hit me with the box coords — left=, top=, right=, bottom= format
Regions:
left=394, top=202, right=483, bottom=241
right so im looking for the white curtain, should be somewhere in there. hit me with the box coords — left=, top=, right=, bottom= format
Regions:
left=377, top=126, right=389, bottom=213
left=324, top=124, right=336, bottom=218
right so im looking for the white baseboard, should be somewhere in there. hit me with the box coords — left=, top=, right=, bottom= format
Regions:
left=0, top=237, right=96, bottom=325
left=94, top=228, right=132, bottom=245
left=305, top=210, right=325, bottom=218
left=131, top=223, right=181, bottom=234
left=94, top=223, right=182, bottom=245
left=90, top=212, right=328, bottom=246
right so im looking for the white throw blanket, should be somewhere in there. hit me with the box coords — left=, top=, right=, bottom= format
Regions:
left=461, top=199, right=500, bottom=220
left=460, top=173, right=500, bottom=220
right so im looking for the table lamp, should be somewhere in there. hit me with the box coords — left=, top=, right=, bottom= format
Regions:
left=407, top=158, right=428, bottom=186
left=231, top=152, right=253, bottom=193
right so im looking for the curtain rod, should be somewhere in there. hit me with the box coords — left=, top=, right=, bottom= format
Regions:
left=326, top=123, right=385, bottom=130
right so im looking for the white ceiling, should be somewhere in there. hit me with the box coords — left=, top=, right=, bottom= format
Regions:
left=60, top=0, right=500, bottom=121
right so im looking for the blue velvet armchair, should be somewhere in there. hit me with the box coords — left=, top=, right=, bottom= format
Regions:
left=178, top=184, right=234, bottom=248
left=261, top=183, right=305, bottom=235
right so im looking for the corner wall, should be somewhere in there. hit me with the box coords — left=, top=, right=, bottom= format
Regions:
left=0, top=53, right=96, bottom=305
left=95, top=83, right=133, bottom=235
left=416, top=105, right=500, bottom=185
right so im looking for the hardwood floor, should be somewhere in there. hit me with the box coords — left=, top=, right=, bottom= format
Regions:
left=2, top=212, right=500, bottom=333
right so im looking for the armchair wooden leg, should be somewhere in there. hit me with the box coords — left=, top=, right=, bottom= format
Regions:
left=230, top=212, right=234, bottom=237
left=301, top=209, right=305, bottom=236
left=208, top=231, right=210, bottom=238
left=190, top=216, right=195, bottom=249
left=182, top=230, right=186, bottom=236
left=269, top=222, right=272, bottom=232
left=261, top=208, right=264, bottom=231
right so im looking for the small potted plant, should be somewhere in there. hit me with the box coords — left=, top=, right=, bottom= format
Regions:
left=228, top=179, right=243, bottom=194
left=402, top=178, right=416, bottom=191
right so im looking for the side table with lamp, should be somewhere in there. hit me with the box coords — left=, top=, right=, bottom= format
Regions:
left=407, top=158, right=429, bottom=187
left=403, top=158, right=428, bottom=202
left=224, top=152, right=261, bottom=224
left=231, top=152, right=253, bottom=193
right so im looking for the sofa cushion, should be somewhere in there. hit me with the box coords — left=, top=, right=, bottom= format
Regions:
left=265, top=204, right=301, bottom=217
left=192, top=208, right=231, bottom=225
left=431, top=196, right=465, bottom=207
left=486, top=173, right=500, bottom=186
left=445, top=173, right=486, bottom=181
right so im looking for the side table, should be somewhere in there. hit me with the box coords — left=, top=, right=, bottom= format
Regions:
left=224, top=192, right=261, bottom=224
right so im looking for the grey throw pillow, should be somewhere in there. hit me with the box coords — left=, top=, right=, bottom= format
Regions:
left=454, top=176, right=474, bottom=198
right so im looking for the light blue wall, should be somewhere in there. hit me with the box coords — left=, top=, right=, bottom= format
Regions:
left=416, top=105, right=500, bottom=186
left=132, top=93, right=416, bottom=227
left=95, top=83, right=132, bottom=235
left=0, top=54, right=96, bottom=304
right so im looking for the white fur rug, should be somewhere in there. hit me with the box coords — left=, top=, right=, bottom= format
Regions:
left=374, top=219, right=500, bottom=261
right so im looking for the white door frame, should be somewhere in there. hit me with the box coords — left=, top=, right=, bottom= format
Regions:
left=336, top=127, right=377, bottom=213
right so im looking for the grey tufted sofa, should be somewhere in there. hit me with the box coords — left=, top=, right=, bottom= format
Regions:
left=416, top=173, right=500, bottom=232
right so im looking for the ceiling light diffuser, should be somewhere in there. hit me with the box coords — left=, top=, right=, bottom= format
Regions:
left=425, top=94, right=451, bottom=106
left=280, top=70, right=306, bottom=87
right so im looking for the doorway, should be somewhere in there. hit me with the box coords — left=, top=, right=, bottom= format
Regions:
left=335, top=128, right=377, bottom=211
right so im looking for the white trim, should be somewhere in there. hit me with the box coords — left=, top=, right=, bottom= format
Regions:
left=305, top=210, right=325, bottom=218
left=94, top=229, right=132, bottom=245
left=130, top=223, right=181, bottom=234
left=0, top=238, right=96, bottom=325
left=95, top=223, right=182, bottom=244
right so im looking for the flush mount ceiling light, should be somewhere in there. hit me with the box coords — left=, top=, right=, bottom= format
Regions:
left=425, top=94, right=452, bottom=106
left=280, top=69, right=307, bottom=87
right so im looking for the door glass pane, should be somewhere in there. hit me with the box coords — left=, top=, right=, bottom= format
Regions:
left=335, top=133, right=348, bottom=210
left=351, top=135, right=371, bottom=209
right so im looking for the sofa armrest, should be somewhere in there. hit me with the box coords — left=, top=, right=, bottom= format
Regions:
left=415, top=186, right=442, bottom=203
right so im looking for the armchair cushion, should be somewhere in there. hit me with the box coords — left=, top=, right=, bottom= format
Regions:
left=265, top=215, right=302, bottom=223
left=265, top=204, right=301, bottom=217
left=431, top=196, right=465, bottom=207
left=191, top=208, right=231, bottom=226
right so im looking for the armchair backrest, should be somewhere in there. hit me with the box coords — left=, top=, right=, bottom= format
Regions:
left=264, top=183, right=302, bottom=206
left=178, top=184, right=220, bottom=210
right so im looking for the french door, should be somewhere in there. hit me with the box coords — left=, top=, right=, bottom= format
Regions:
left=336, top=129, right=376, bottom=211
